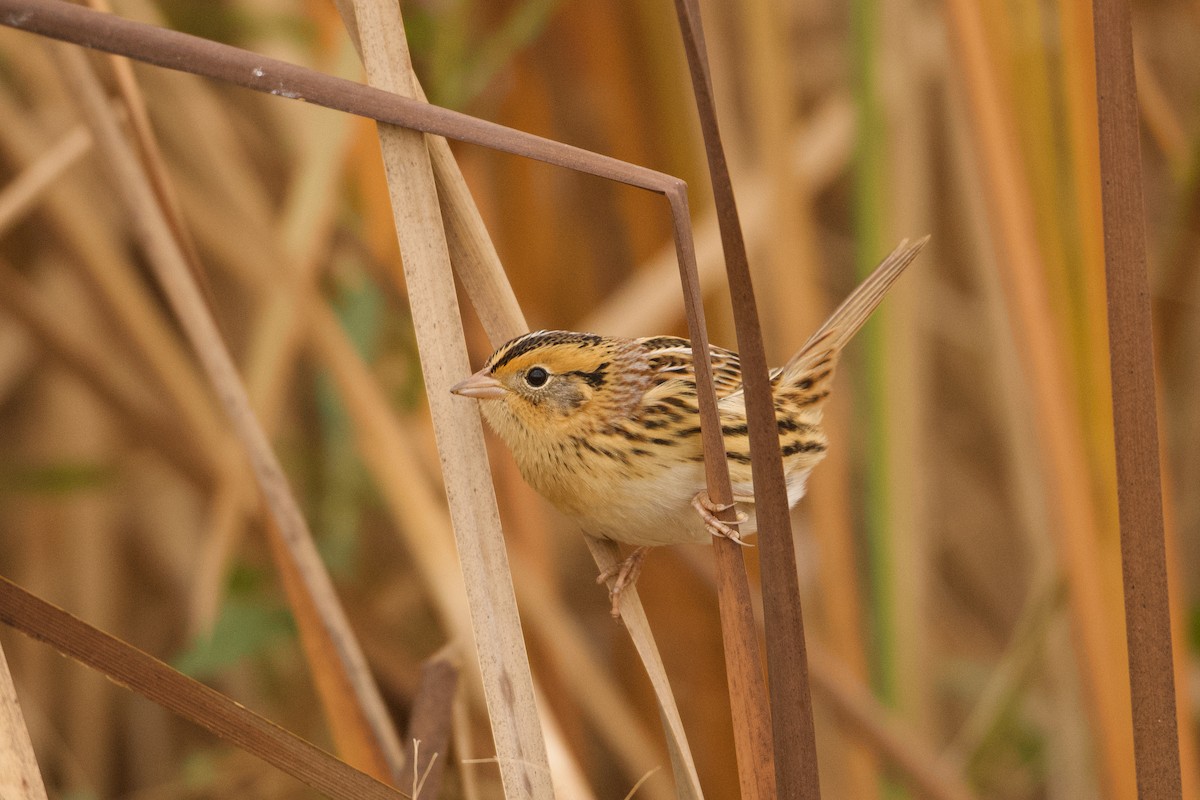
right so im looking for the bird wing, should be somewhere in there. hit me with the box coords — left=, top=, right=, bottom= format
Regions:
left=635, top=336, right=745, bottom=399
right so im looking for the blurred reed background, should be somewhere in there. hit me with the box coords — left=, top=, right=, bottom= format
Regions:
left=0, top=0, right=1196, bottom=797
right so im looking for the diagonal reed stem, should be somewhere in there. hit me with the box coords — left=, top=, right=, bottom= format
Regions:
left=0, top=576, right=408, bottom=800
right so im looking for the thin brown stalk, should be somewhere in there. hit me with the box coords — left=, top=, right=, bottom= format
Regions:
left=0, top=577, right=409, bottom=800
left=0, top=0, right=669, bottom=192
left=81, top=0, right=213, bottom=309
left=0, top=637, right=48, bottom=800
left=404, top=648, right=458, bottom=800
left=673, top=1, right=815, bottom=796
left=50, top=42, right=407, bottom=783
left=941, top=0, right=1137, bottom=793
left=1092, top=0, right=1183, bottom=793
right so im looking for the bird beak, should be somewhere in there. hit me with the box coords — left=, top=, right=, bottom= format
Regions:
left=450, top=368, right=506, bottom=399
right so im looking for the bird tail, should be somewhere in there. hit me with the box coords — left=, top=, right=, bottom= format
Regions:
left=776, top=236, right=929, bottom=391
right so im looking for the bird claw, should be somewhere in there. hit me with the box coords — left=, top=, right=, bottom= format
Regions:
left=691, top=492, right=752, bottom=546
left=596, top=547, right=649, bottom=619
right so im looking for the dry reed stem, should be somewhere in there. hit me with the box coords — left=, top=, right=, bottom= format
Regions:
left=674, top=1, right=815, bottom=796
left=404, top=648, right=459, bottom=800
left=50, top=41, right=407, bottom=782
left=1092, top=0, right=1183, bottom=792
left=81, top=0, right=212, bottom=307
left=346, top=1, right=552, bottom=794
left=0, top=124, right=89, bottom=236
left=941, top=0, right=1138, bottom=793
left=0, top=577, right=409, bottom=800
left=0, top=638, right=48, bottom=800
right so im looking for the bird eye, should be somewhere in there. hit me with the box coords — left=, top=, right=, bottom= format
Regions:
left=525, top=366, right=550, bottom=388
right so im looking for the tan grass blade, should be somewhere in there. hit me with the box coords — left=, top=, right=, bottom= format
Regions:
left=49, top=42, right=407, bottom=783
left=345, top=0, right=551, bottom=794
left=0, top=638, right=48, bottom=800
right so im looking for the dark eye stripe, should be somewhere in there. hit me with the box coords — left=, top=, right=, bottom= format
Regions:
left=567, top=362, right=608, bottom=388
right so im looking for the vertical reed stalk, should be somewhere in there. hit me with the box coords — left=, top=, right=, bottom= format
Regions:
left=673, top=1, right=821, bottom=796
left=1091, top=0, right=1183, bottom=794
left=346, top=1, right=553, bottom=795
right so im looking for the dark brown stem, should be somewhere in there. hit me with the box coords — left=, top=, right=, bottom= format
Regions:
left=672, top=1, right=821, bottom=796
left=1091, top=0, right=1183, bottom=794
left=0, top=576, right=409, bottom=800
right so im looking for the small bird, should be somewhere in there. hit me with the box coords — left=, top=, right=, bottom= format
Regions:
left=452, top=237, right=928, bottom=616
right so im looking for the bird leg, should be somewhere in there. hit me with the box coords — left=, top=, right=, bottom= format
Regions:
left=691, top=491, right=752, bottom=546
left=596, top=546, right=650, bottom=618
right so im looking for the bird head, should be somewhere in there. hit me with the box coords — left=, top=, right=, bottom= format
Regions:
left=451, top=331, right=645, bottom=445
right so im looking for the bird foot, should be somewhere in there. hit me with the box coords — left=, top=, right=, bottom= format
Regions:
left=596, top=547, right=650, bottom=618
left=691, top=491, right=752, bottom=546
